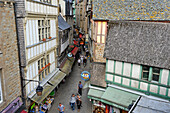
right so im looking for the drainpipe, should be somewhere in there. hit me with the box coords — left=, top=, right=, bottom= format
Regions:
left=55, top=0, right=60, bottom=68
left=14, top=2, right=26, bottom=109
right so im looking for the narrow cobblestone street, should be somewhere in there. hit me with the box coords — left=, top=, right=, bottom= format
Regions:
left=49, top=55, right=92, bottom=113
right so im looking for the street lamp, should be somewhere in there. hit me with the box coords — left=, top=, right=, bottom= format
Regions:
left=23, top=79, right=43, bottom=96
left=36, top=85, right=43, bottom=96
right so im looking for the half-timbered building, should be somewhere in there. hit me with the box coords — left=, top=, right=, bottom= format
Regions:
left=14, top=0, right=67, bottom=109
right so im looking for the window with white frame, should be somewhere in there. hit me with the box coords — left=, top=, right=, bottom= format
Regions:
left=62, top=30, right=69, bottom=44
left=38, top=55, right=50, bottom=81
left=0, top=69, right=3, bottom=103
left=38, top=20, right=51, bottom=41
left=96, top=21, right=107, bottom=44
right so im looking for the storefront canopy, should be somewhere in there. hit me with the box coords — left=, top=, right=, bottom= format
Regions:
left=30, top=71, right=66, bottom=104
left=60, top=57, right=75, bottom=75
left=101, top=87, right=139, bottom=111
left=58, top=14, right=71, bottom=30
left=88, top=88, right=105, bottom=101
left=71, top=47, right=78, bottom=56
left=88, top=86, right=139, bottom=111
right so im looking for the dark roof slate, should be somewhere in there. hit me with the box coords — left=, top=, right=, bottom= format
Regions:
left=92, top=0, right=169, bottom=20
left=104, top=21, right=170, bottom=69
left=90, top=63, right=106, bottom=87
left=58, top=14, right=71, bottom=30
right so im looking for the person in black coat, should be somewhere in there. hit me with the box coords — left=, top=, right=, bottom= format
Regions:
left=76, top=95, right=82, bottom=112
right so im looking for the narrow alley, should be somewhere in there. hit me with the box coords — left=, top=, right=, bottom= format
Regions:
left=48, top=54, right=92, bottom=113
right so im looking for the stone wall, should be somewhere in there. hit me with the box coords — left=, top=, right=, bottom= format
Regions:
left=93, top=44, right=106, bottom=63
left=0, top=1, right=22, bottom=110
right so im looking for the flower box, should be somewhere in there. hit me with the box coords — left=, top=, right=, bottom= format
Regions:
left=39, top=69, right=42, bottom=74
left=45, top=65, right=48, bottom=68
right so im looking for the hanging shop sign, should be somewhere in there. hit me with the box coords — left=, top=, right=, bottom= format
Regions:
left=67, top=52, right=72, bottom=57
left=81, top=71, right=90, bottom=81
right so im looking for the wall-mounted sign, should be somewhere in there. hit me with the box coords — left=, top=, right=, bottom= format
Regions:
left=81, top=71, right=90, bottom=81
left=67, top=52, right=72, bottom=57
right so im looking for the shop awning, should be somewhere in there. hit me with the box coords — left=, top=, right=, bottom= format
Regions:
left=58, top=14, right=71, bottom=30
left=131, top=97, right=170, bottom=113
left=60, top=57, right=75, bottom=75
left=88, top=88, right=105, bottom=101
left=31, top=71, right=66, bottom=104
left=101, top=87, right=139, bottom=111
left=71, top=47, right=78, bottom=56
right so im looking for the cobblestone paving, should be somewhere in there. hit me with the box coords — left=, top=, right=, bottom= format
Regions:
left=49, top=56, right=92, bottom=113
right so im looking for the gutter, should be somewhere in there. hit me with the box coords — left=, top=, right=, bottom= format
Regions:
left=89, top=84, right=106, bottom=91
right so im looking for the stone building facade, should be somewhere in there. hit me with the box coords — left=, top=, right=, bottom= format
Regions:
left=0, top=1, right=22, bottom=112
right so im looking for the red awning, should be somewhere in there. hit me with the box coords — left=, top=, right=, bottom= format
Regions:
left=71, top=47, right=79, bottom=56
left=21, top=110, right=28, bottom=113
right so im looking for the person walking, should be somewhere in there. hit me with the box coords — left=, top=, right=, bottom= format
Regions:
left=80, top=55, right=84, bottom=64
left=76, top=95, right=82, bottom=112
left=70, top=94, right=76, bottom=110
left=83, top=56, right=87, bottom=67
left=58, top=103, right=65, bottom=113
left=78, top=58, right=81, bottom=67
left=78, top=81, right=83, bottom=96
left=77, top=47, right=81, bottom=58
left=85, top=48, right=89, bottom=57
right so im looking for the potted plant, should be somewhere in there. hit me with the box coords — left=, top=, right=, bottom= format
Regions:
left=42, top=38, right=46, bottom=41
left=49, top=36, right=52, bottom=39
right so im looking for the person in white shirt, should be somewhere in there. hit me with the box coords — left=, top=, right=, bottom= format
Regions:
left=78, top=58, right=81, bottom=67
left=80, top=56, right=84, bottom=64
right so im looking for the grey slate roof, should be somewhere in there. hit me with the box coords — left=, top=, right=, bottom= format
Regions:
left=58, top=14, right=71, bottom=30
left=92, top=0, right=169, bottom=20
left=104, top=21, right=170, bottom=69
left=132, top=97, right=170, bottom=113
left=90, top=63, right=106, bottom=87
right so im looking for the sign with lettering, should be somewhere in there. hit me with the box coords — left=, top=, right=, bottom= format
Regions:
left=81, top=71, right=90, bottom=81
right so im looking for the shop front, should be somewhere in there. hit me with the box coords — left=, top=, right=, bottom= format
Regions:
left=28, top=69, right=66, bottom=113
left=88, top=86, right=140, bottom=113
left=1, top=96, right=23, bottom=113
